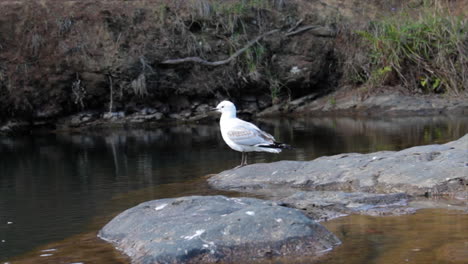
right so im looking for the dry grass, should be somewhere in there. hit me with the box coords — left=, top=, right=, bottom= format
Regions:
left=0, top=0, right=289, bottom=110
left=340, top=0, right=467, bottom=95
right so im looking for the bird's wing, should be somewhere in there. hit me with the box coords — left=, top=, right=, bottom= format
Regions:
left=226, top=120, right=276, bottom=147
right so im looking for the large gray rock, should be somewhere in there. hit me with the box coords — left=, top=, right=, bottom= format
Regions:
left=209, top=134, right=468, bottom=196
left=98, top=195, right=341, bottom=264
left=209, top=135, right=468, bottom=220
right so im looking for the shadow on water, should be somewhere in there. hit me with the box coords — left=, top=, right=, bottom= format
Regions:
left=0, top=116, right=467, bottom=263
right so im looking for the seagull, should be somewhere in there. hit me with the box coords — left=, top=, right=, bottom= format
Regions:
left=213, top=100, right=290, bottom=167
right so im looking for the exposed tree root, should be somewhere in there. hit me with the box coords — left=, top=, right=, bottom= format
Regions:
left=160, top=29, right=280, bottom=66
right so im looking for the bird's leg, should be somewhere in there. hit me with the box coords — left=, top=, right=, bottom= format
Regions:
left=243, top=152, right=248, bottom=166
left=235, top=152, right=245, bottom=169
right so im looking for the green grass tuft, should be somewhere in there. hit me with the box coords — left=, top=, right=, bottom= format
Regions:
left=356, top=2, right=467, bottom=94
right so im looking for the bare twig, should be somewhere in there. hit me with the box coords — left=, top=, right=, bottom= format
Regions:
left=287, top=25, right=336, bottom=37
left=286, top=25, right=319, bottom=37
left=108, top=75, right=113, bottom=113
left=287, top=19, right=304, bottom=33
left=161, top=29, right=280, bottom=66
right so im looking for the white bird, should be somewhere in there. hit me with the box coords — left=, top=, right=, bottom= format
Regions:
left=213, top=100, right=290, bottom=167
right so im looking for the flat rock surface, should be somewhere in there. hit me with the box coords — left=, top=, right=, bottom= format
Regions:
left=279, top=191, right=415, bottom=221
left=258, top=92, right=468, bottom=117
left=209, top=135, right=468, bottom=219
left=98, top=195, right=341, bottom=264
left=301, top=93, right=468, bottom=116
left=209, top=134, right=468, bottom=196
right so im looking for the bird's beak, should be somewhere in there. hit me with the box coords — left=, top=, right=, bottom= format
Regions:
left=208, top=107, right=220, bottom=115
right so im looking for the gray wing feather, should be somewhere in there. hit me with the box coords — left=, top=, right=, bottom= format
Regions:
left=226, top=123, right=275, bottom=146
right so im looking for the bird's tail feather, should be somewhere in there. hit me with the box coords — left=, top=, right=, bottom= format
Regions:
left=256, top=142, right=292, bottom=150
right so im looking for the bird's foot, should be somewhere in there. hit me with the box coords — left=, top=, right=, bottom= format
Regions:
left=234, top=164, right=247, bottom=169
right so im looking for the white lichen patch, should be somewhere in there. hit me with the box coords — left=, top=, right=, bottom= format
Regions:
left=155, top=204, right=168, bottom=211
left=201, top=241, right=216, bottom=254
left=230, top=198, right=246, bottom=205
left=182, top=229, right=205, bottom=240
left=290, top=66, right=301, bottom=74
left=275, top=218, right=283, bottom=223
left=317, top=247, right=333, bottom=253
left=271, top=171, right=278, bottom=175
left=245, top=211, right=255, bottom=216
left=41, top=248, right=57, bottom=252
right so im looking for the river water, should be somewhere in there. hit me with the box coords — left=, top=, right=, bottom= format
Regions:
left=1, top=116, right=467, bottom=263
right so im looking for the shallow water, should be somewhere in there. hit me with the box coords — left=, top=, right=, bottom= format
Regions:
left=320, top=209, right=468, bottom=264
left=1, top=116, right=467, bottom=263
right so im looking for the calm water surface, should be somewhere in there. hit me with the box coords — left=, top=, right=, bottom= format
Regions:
left=1, top=116, right=467, bottom=263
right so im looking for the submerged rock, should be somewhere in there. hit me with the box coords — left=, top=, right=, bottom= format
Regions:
left=98, top=195, right=340, bottom=264
left=280, top=191, right=415, bottom=221
left=0, top=121, right=31, bottom=135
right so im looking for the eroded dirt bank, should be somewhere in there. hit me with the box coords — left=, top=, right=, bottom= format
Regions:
left=0, top=0, right=466, bottom=133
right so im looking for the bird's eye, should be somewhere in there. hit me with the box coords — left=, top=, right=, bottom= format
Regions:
left=221, top=106, right=224, bottom=108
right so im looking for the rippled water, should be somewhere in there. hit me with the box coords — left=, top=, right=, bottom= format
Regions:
left=1, top=116, right=467, bottom=263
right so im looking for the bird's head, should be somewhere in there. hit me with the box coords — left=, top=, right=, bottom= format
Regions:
left=213, top=100, right=236, bottom=116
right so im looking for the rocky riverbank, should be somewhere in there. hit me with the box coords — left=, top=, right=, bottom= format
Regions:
left=258, top=89, right=468, bottom=117
left=2, top=90, right=467, bottom=135
left=1, top=0, right=466, bottom=135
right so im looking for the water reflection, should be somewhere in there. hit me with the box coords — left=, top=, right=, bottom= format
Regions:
left=319, top=209, right=468, bottom=264
left=0, top=116, right=467, bottom=260
left=263, top=115, right=468, bottom=161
